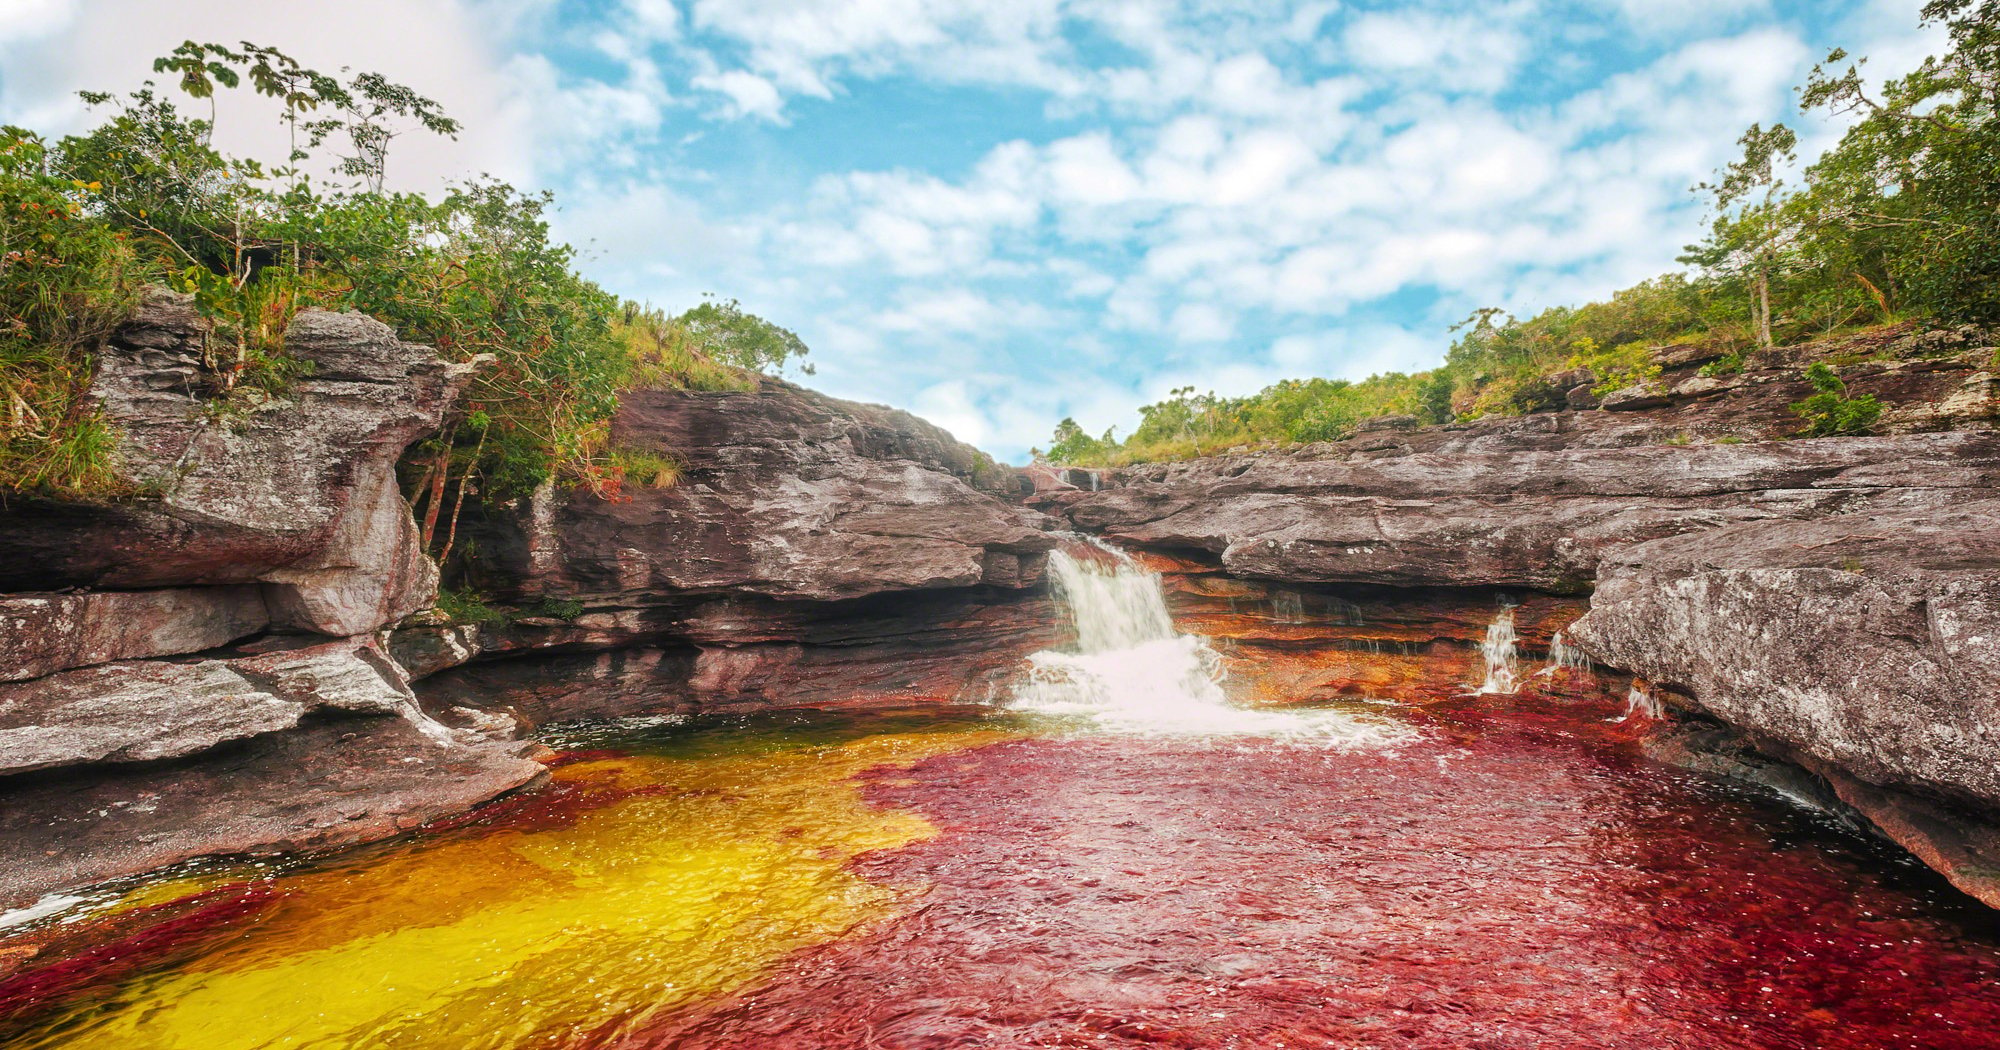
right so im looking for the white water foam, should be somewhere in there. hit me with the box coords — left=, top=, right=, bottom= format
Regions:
left=1474, top=606, right=1521, bottom=695
left=1009, top=543, right=1416, bottom=746
left=1535, top=628, right=1595, bottom=683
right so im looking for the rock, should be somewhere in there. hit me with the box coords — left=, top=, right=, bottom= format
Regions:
left=0, top=636, right=429, bottom=778
left=0, top=661, right=298, bottom=776
left=462, top=377, right=1053, bottom=605
left=1355, top=414, right=1419, bottom=433
left=0, top=716, right=545, bottom=909
left=258, top=457, right=438, bottom=636
left=0, top=586, right=267, bottom=682
left=0, top=292, right=487, bottom=908
left=413, top=588, right=1058, bottom=729
left=0, top=293, right=472, bottom=594
left=1670, top=375, right=1732, bottom=399
left=1653, top=342, right=1729, bottom=369
left=1597, top=383, right=1674, bottom=411
left=1042, top=432, right=2000, bottom=593
left=1567, top=500, right=2000, bottom=809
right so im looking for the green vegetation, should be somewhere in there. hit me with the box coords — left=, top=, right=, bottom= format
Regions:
left=433, top=586, right=506, bottom=626
left=1043, top=1, right=1998, bottom=466
left=1791, top=362, right=1884, bottom=436
left=0, top=41, right=809, bottom=527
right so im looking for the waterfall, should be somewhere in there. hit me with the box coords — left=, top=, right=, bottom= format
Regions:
left=1474, top=606, right=1521, bottom=694
left=1536, top=629, right=1594, bottom=681
left=1618, top=683, right=1665, bottom=723
left=1010, top=544, right=1413, bottom=746
left=1272, top=590, right=1306, bottom=624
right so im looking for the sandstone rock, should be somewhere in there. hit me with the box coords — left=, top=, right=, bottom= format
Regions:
left=0, top=661, right=297, bottom=777
left=1597, top=383, right=1674, bottom=411
left=0, top=636, right=429, bottom=778
left=462, top=377, right=1053, bottom=604
left=0, top=586, right=267, bottom=682
left=0, top=716, right=545, bottom=909
left=1567, top=500, right=2000, bottom=809
left=0, top=294, right=470, bottom=595
left=1042, top=432, right=2000, bottom=593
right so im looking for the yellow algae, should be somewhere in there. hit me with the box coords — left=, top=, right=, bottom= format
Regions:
left=12, top=720, right=1011, bottom=1050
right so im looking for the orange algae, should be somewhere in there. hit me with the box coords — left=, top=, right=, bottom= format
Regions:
left=7, top=723, right=1008, bottom=1050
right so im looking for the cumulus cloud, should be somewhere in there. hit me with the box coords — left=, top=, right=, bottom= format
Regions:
left=0, top=0, right=1940, bottom=459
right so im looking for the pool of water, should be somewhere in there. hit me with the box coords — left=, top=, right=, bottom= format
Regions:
left=6, top=546, right=2000, bottom=1049
left=2, top=691, right=1998, bottom=1049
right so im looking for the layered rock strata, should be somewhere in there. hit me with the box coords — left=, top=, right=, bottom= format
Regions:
left=0, top=294, right=543, bottom=908
left=414, top=377, right=1057, bottom=724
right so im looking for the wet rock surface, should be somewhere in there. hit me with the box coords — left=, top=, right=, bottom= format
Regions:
left=0, top=716, right=546, bottom=909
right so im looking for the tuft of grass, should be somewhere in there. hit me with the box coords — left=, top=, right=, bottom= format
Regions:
left=606, top=446, right=682, bottom=489
left=530, top=596, right=585, bottom=620
left=434, top=587, right=506, bottom=626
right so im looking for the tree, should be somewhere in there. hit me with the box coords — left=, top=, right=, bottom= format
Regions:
left=675, top=296, right=812, bottom=374
left=1682, top=124, right=1800, bottom=349
left=1790, top=362, right=1883, bottom=436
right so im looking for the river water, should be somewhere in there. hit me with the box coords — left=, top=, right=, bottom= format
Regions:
left=3, top=551, right=1999, bottom=1048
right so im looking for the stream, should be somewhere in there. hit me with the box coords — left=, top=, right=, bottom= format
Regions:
left=3, top=550, right=1999, bottom=1048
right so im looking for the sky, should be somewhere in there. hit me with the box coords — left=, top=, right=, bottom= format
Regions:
left=0, top=0, right=1947, bottom=461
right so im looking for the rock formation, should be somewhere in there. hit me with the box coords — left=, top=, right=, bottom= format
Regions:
left=0, top=307, right=1060, bottom=908
left=412, top=376, right=1058, bottom=722
left=0, top=293, right=543, bottom=908
left=1034, top=326, right=2000, bottom=904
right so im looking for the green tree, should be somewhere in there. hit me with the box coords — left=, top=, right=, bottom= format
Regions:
left=675, top=296, right=812, bottom=374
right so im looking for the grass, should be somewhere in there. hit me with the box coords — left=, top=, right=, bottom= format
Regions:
left=607, top=446, right=682, bottom=489
left=434, top=587, right=507, bottom=626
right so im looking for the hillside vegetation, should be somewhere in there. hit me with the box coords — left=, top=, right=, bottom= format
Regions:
left=0, top=43, right=809, bottom=506
left=1044, top=0, right=2000, bottom=467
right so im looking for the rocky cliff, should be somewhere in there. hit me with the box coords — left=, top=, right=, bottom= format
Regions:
left=0, top=299, right=1056, bottom=910
left=1034, top=326, right=2000, bottom=905
left=406, top=376, right=1057, bottom=726
left=0, top=292, right=546, bottom=907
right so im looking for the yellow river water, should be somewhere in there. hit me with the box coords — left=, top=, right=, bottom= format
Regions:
left=3, top=708, right=1015, bottom=1050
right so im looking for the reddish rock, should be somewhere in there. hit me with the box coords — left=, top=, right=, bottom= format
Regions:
left=0, top=586, right=267, bottom=682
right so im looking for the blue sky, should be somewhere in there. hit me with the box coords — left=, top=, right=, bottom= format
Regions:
left=0, top=0, right=1944, bottom=460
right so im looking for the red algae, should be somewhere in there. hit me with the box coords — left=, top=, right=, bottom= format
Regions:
left=628, top=692, right=2000, bottom=1050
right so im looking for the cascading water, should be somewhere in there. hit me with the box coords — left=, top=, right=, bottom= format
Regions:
left=1619, top=682, right=1666, bottom=723
left=1010, top=543, right=1413, bottom=745
left=1474, top=606, right=1521, bottom=694
left=1536, top=628, right=1594, bottom=681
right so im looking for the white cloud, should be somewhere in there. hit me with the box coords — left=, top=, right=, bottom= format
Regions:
left=692, top=69, right=786, bottom=121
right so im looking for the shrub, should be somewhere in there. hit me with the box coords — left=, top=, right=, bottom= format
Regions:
left=1790, top=362, right=1883, bottom=436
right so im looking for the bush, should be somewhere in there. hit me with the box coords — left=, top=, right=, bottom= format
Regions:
left=1790, top=362, right=1883, bottom=436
